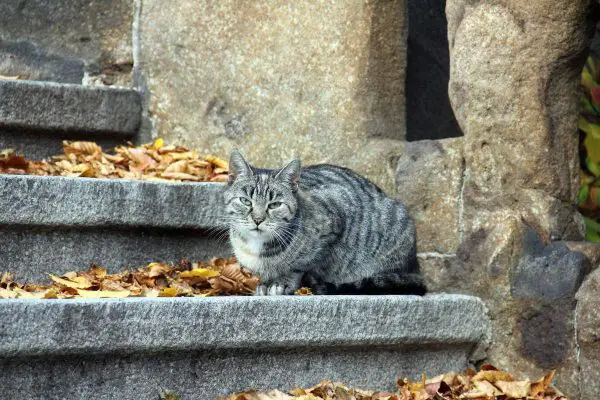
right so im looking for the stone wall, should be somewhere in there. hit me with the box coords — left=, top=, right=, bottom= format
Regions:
left=394, top=1, right=600, bottom=398
left=0, top=1, right=134, bottom=86
left=137, top=0, right=408, bottom=193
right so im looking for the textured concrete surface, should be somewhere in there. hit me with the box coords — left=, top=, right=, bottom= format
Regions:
left=0, top=0, right=134, bottom=85
left=0, top=176, right=223, bottom=228
left=138, top=0, right=408, bottom=193
left=0, top=295, right=490, bottom=399
left=0, top=80, right=141, bottom=158
left=0, top=225, right=231, bottom=282
left=0, top=80, right=141, bottom=134
left=0, top=176, right=227, bottom=278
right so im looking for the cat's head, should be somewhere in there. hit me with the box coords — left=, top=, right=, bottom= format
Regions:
left=223, top=150, right=301, bottom=240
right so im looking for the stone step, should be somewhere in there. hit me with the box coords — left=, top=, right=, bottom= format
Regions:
left=0, top=294, right=491, bottom=399
left=0, top=79, right=142, bottom=159
left=0, top=174, right=228, bottom=280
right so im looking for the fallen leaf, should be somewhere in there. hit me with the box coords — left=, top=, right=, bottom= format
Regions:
left=76, top=289, right=130, bottom=298
left=494, top=380, right=530, bottom=398
left=179, top=268, right=220, bottom=278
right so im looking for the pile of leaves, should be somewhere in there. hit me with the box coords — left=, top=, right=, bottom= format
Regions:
left=222, top=366, right=564, bottom=400
left=578, top=55, right=600, bottom=241
left=0, top=258, right=260, bottom=299
left=0, top=139, right=228, bottom=182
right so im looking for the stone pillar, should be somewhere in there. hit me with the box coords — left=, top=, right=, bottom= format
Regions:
left=445, top=0, right=596, bottom=397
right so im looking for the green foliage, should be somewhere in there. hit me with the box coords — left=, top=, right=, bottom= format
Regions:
left=579, top=55, right=600, bottom=242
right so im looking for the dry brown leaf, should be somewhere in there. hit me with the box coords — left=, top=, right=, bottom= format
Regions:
left=205, top=155, right=229, bottom=169
left=471, top=370, right=514, bottom=383
left=494, top=380, right=530, bottom=398
left=530, top=370, right=555, bottom=396
left=76, top=289, right=130, bottom=298
left=50, top=274, right=92, bottom=289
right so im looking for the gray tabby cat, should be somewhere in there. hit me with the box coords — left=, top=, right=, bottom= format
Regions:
left=223, top=150, right=426, bottom=295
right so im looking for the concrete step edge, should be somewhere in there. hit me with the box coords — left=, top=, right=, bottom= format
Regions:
left=0, top=294, right=491, bottom=358
left=0, top=174, right=224, bottom=229
left=0, top=80, right=141, bottom=135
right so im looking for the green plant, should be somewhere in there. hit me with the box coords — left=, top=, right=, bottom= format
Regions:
left=578, top=55, right=600, bottom=241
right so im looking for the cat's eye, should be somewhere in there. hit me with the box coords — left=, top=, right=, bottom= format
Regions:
left=239, top=197, right=252, bottom=206
left=268, top=202, right=282, bottom=210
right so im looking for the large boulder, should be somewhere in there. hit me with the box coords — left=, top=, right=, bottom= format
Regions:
left=445, top=1, right=596, bottom=396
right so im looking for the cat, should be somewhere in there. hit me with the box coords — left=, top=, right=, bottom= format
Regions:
left=223, top=150, right=426, bottom=295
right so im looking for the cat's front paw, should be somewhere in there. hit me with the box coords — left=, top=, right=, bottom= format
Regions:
left=255, top=283, right=297, bottom=296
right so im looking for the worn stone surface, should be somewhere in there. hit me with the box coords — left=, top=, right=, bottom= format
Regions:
left=447, top=0, right=594, bottom=204
left=512, top=229, right=591, bottom=303
left=0, top=295, right=490, bottom=398
left=0, top=226, right=231, bottom=283
left=0, top=176, right=223, bottom=229
left=445, top=1, right=595, bottom=396
left=0, top=176, right=228, bottom=279
left=405, top=0, right=462, bottom=141
left=0, top=80, right=141, bottom=157
left=576, top=268, right=600, bottom=400
left=138, top=1, right=408, bottom=192
left=396, top=138, right=464, bottom=253
left=566, top=241, right=600, bottom=270
left=0, top=0, right=134, bottom=85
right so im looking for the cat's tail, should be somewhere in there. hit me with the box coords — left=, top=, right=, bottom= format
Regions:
left=303, top=270, right=427, bottom=296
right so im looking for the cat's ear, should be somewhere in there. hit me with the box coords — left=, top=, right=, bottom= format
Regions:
left=275, top=159, right=301, bottom=190
left=228, top=150, right=253, bottom=184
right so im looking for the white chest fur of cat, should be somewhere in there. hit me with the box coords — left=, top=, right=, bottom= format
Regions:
left=230, top=232, right=264, bottom=272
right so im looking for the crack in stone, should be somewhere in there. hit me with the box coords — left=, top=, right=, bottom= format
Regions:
left=457, top=156, right=467, bottom=243
left=574, top=298, right=582, bottom=399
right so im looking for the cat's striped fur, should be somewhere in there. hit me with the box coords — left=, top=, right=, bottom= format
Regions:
left=223, top=150, right=426, bottom=295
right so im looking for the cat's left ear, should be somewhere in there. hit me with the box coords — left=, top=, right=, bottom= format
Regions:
left=228, top=149, right=254, bottom=185
left=275, top=159, right=301, bottom=191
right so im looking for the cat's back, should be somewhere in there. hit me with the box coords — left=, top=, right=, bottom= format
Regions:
left=300, top=163, right=386, bottom=200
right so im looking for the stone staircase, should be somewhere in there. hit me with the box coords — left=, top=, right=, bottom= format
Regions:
left=0, top=79, right=492, bottom=399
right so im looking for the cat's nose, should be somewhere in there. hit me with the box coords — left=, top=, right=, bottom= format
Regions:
left=252, top=216, right=265, bottom=226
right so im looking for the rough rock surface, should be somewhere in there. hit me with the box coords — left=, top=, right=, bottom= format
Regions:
left=576, top=269, right=600, bottom=400
left=138, top=1, right=408, bottom=192
left=0, top=0, right=134, bottom=85
left=395, top=138, right=464, bottom=254
left=445, top=1, right=596, bottom=397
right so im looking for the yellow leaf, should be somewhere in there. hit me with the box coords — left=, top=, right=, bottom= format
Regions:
left=76, top=289, right=130, bottom=298
left=153, top=137, right=165, bottom=149
left=50, top=274, right=91, bottom=289
left=158, top=287, right=179, bottom=297
left=179, top=268, right=220, bottom=278
left=43, top=289, right=60, bottom=299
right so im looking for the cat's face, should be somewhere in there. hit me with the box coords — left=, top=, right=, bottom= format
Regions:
left=224, top=151, right=300, bottom=241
